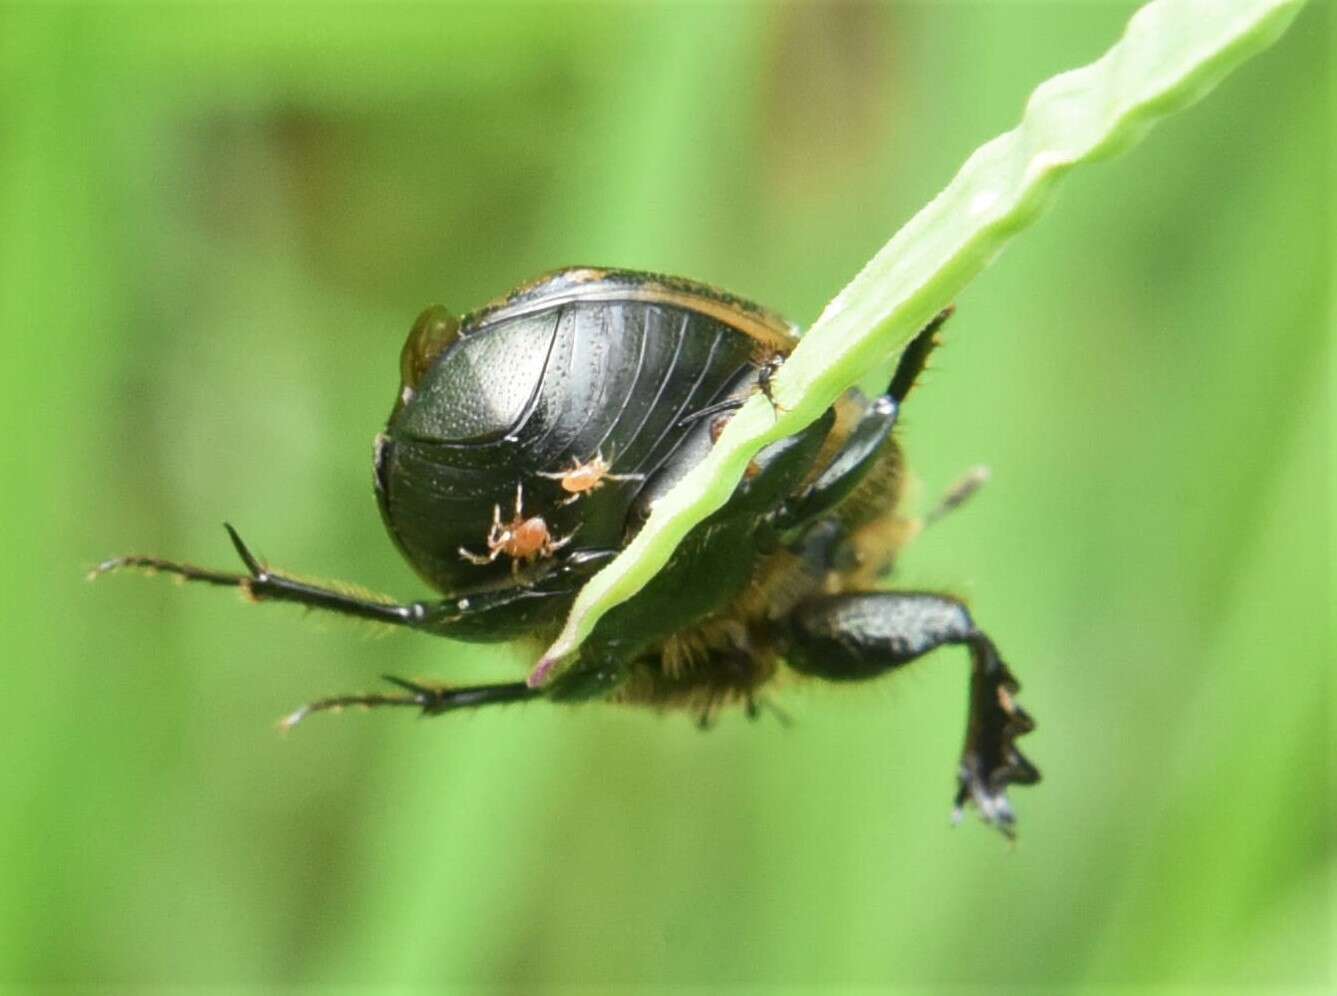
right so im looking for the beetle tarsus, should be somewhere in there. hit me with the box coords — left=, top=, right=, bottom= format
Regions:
left=94, top=525, right=423, bottom=626
left=280, top=676, right=541, bottom=726
left=87, top=553, right=245, bottom=587
left=782, top=592, right=1039, bottom=837
left=88, top=522, right=270, bottom=589
left=888, top=305, right=954, bottom=403
left=952, top=635, right=1038, bottom=838
left=277, top=681, right=429, bottom=731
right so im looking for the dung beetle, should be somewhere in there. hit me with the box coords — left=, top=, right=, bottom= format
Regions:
left=96, top=267, right=1039, bottom=835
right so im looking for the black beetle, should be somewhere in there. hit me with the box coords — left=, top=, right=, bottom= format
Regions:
left=97, top=267, right=1038, bottom=835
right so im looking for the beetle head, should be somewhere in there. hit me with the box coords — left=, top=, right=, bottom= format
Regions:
left=394, top=305, right=460, bottom=416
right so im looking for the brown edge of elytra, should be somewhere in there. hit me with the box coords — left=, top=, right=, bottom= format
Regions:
left=460, top=267, right=801, bottom=355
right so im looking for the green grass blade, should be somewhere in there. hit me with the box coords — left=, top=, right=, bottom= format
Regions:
left=533, top=0, right=1306, bottom=679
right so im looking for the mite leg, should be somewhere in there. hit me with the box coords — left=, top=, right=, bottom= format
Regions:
left=279, top=676, right=541, bottom=731
left=459, top=500, right=507, bottom=565
left=779, top=592, right=1039, bottom=837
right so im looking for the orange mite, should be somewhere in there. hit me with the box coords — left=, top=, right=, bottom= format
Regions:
left=458, top=484, right=576, bottom=574
left=537, top=450, right=644, bottom=506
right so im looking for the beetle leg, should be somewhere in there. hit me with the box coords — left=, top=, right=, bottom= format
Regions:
left=773, top=304, right=950, bottom=535
left=676, top=397, right=745, bottom=429
left=92, top=528, right=619, bottom=638
left=924, top=465, right=990, bottom=527
left=773, top=395, right=899, bottom=533
left=762, top=306, right=953, bottom=540
left=888, top=305, right=953, bottom=403
left=859, top=465, right=991, bottom=577
left=92, top=524, right=422, bottom=626
left=279, top=676, right=541, bottom=731
left=779, top=592, right=1039, bottom=837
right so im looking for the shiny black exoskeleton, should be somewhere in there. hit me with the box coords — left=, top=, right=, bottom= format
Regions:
left=97, top=267, right=1039, bottom=835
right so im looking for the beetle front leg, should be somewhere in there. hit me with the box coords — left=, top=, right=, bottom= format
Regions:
left=779, top=592, right=1039, bottom=837
left=94, top=527, right=621, bottom=639
left=92, top=523, right=423, bottom=627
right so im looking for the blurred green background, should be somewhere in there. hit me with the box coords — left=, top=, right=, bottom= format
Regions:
left=1, top=2, right=1330, bottom=992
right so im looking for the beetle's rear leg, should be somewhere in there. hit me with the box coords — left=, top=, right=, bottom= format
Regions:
left=779, top=592, right=1039, bottom=837
left=279, top=677, right=540, bottom=731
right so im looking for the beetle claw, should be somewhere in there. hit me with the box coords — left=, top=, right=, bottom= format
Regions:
left=276, top=705, right=311, bottom=733
left=953, top=638, right=1039, bottom=839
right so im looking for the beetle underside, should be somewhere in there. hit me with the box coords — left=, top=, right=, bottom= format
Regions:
left=615, top=395, right=911, bottom=717
left=94, top=268, right=1039, bottom=836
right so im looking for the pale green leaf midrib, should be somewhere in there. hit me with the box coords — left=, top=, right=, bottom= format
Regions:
left=534, top=0, right=1306, bottom=675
